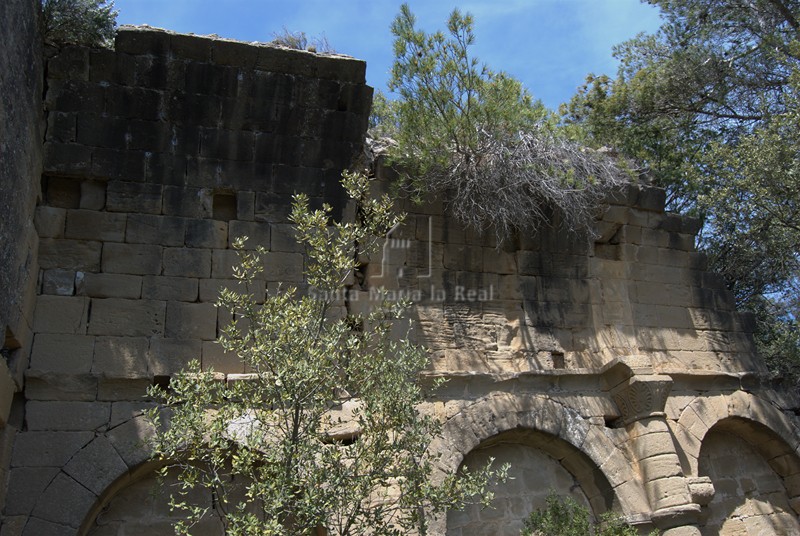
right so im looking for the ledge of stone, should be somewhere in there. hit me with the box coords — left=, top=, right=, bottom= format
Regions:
left=115, top=25, right=367, bottom=83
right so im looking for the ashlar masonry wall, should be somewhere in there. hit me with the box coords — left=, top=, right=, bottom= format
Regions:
left=4, top=23, right=800, bottom=536
left=3, top=26, right=371, bottom=535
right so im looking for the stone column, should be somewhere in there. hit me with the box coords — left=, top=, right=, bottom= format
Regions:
left=604, top=359, right=705, bottom=535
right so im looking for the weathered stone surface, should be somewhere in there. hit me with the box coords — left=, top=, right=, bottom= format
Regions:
left=92, top=336, right=149, bottom=378
left=88, top=298, right=166, bottom=337
left=147, top=338, right=202, bottom=375
left=165, top=301, right=217, bottom=340
left=25, top=401, right=110, bottom=431
left=77, top=272, right=142, bottom=299
left=102, top=243, right=163, bottom=275
left=162, top=247, right=212, bottom=278
left=64, top=436, right=128, bottom=495
left=140, top=275, right=198, bottom=302
left=32, top=472, right=98, bottom=527
left=29, top=333, right=94, bottom=374
left=11, top=431, right=93, bottom=468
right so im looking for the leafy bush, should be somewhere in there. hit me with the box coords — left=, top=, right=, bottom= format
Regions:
left=270, top=27, right=334, bottom=53
left=522, top=492, right=651, bottom=536
left=40, top=0, right=117, bottom=47
left=385, top=4, right=631, bottom=242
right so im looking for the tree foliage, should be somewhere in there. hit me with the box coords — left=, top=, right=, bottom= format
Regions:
left=385, top=4, right=631, bottom=242
left=561, top=0, right=800, bottom=381
left=40, top=0, right=117, bottom=47
left=521, top=492, right=648, bottom=536
left=146, top=171, right=505, bottom=535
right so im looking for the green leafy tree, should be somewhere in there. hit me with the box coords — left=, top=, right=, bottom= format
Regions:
left=146, top=171, right=505, bottom=535
left=385, top=4, right=631, bottom=242
left=561, top=0, right=800, bottom=381
left=40, top=0, right=117, bottom=47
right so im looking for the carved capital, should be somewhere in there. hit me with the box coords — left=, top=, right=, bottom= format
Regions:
left=611, top=375, right=673, bottom=425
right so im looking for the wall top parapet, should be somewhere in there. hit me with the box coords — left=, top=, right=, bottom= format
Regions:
left=115, top=25, right=367, bottom=84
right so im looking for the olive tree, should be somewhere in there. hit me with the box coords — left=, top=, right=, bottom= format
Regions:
left=146, top=171, right=504, bottom=535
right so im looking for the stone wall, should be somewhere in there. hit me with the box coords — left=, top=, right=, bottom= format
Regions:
left=2, top=26, right=371, bottom=534
left=0, top=0, right=43, bottom=516
left=3, top=20, right=800, bottom=536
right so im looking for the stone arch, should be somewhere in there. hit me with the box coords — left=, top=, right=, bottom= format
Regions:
left=673, top=391, right=800, bottom=533
left=674, top=391, right=800, bottom=479
left=432, top=393, right=650, bottom=520
left=74, top=415, right=158, bottom=535
left=697, top=420, right=800, bottom=533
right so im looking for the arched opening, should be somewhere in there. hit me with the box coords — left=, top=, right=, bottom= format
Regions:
left=446, top=428, right=615, bottom=536
left=85, top=465, right=226, bottom=536
left=698, top=418, right=800, bottom=535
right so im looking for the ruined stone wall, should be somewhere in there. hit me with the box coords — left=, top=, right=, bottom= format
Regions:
left=0, top=0, right=43, bottom=516
left=2, top=27, right=371, bottom=534
left=3, top=22, right=800, bottom=536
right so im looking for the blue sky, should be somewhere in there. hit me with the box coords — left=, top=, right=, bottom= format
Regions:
left=112, top=0, right=662, bottom=110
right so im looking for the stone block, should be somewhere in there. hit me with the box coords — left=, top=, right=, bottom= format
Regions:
left=228, top=220, right=270, bottom=250
left=25, top=400, right=110, bottom=431
left=24, top=371, right=98, bottom=401
left=171, top=33, right=212, bottom=61
left=104, top=84, right=162, bottom=121
left=200, top=128, right=254, bottom=161
left=34, top=206, right=66, bottom=238
left=165, top=92, right=222, bottom=126
left=102, top=242, right=163, bottom=275
left=88, top=298, right=166, bottom=337
left=39, top=238, right=102, bottom=271
left=3, top=467, right=61, bottom=515
left=33, top=295, right=90, bottom=334
left=47, top=46, right=89, bottom=80
left=30, top=333, right=94, bottom=374
left=11, top=431, right=93, bottom=467
left=32, top=472, right=98, bottom=527
left=254, top=191, right=294, bottom=222
left=65, top=209, right=126, bottom=242
left=163, top=247, right=212, bottom=278
left=636, top=185, right=667, bottom=212
left=43, top=142, right=92, bottom=175
left=106, top=181, right=163, bottom=214
left=106, top=415, right=156, bottom=468
left=64, top=435, right=128, bottom=495
left=268, top=223, right=303, bottom=253
left=128, top=119, right=171, bottom=151
left=141, top=275, right=198, bottom=302
left=92, top=336, right=149, bottom=378
left=126, top=214, right=187, bottom=246
left=42, top=269, right=76, bottom=296
left=184, top=218, right=228, bottom=249
left=162, top=185, right=213, bottom=218
left=165, top=302, right=217, bottom=340
left=211, top=249, right=241, bottom=279
left=199, top=278, right=266, bottom=303
left=78, top=181, right=106, bottom=211
left=76, top=113, right=128, bottom=149
left=21, top=518, right=75, bottom=536
left=237, top=190, right=255, bottom=221
left=147, top=338, right=202, bottom=376
left=202, top=340, right=243, bottom=373
left=77, top=272, right=142, bottom=299
left=97, top=377, right=154, bottom=401
left=91, top=147, right=147, bottom=182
